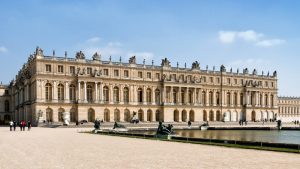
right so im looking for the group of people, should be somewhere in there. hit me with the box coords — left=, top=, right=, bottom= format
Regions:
left=239, top=120, right=248, bottom=126
left=293, top=120, right=300, bottom=125
left=9, top=120, right=31, bottom=131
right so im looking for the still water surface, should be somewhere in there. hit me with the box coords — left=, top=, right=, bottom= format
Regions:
left=132, top=130, right=300, bottom=144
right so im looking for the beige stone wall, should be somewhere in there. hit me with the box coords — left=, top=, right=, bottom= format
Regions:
left=278, top=97, right=300, bottom=122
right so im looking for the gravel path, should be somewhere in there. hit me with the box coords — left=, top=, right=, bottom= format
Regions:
left=0, top=127, right=299, bottom=169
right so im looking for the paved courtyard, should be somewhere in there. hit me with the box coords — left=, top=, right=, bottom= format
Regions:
left=0, top=127, right=299, bottom=169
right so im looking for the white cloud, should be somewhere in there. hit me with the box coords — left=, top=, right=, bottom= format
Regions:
left=256, top=39, right=286, bottom=47
left=86, top=37, right=101, bottom=43
left=0, top=46, right=8, bottom=53
left=218, top=30, right=285, bottom=47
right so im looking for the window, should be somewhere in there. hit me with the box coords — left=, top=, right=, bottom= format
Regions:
left=217, top=78, right=220, bottom=83
left=210, top=77, right=213, bottom=83
left=46, top=64, right=51, bottom=72
left=87, top=67, right=92, bottom=74
left=234, top=79, right=237, bottom=84
left=155, top=89, right=160, bottom=104
left=4, top=100, right=9, bottom=112
left=202, top=76, right=206, bottom=83
left=138, top=72, right=143, bottom=78
left=103, top=69, right=109, bottom=76
left=103, top=86, right=109, bottom=102
left=271, top=82, right=274, bottom=87
left=227, top=92, right=231, bottom=106
left=147, top=72, right=151, bottom=79
left=146, top=88, right=151, bottom=103
left=155, top=73, right=160, bottom=80
left=5, top=90, right=8, bottom=95
left=209, top=92, right=213, bottom=105
left=124, top=70, right=129, bottom=78
left=123, top=87, right=129, bottom=103
left=87, top=85, right=93, bottom=102
left=113, top=87, right=119, bottom=103
left=45, top=83, right=52, bottom=101
left=57, top=84, right=64, bottom=101
left=114, top=70, right=119, bottom=77
left=137, top=88, right=143, bottom=103
left=265, top=81, right=268, bottom=87
left=69, top=84, right=76, bottom=101
left=58, top=65, right=64, bottom=73
left=70, top=66, right=75, bottom=74
left=227, top=78, right=231, bottom=84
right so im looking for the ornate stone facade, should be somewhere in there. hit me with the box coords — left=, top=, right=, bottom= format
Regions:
left=278, top=97, right=300, bottom=122
left=0, top=84, right=12, bottom=124
left=3, top=47, right=280, bottom=124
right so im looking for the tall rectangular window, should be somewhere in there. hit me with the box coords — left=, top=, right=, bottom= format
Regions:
left=138, top=71, right=143, bottom=78
left=114, top=70, right=119, bottom=77
left=147, top=72, right=151, bottom=79
left=70, top=66, right=75, bottom=74
left=103, top=69, right=108, bottom=76
left=46, top=64, right=51, bottom=72
left=155, top=73, right=160, bottom=80
left=124, top=70, right=129, bottom=78
left=87, top=67, right=92, bottom=74
left=58, top=65, right=64, bottom=73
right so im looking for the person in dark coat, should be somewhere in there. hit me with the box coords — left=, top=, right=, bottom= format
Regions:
left=13, top=121, right=17, bottom=131
left=27, top=121, right=31, bottom=131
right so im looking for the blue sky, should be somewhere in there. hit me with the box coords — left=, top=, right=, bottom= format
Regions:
left=0, top=0, right=300, bottom=96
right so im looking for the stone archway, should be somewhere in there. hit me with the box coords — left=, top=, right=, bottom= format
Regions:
left=181, top=110, right=187, bottom=122
left=70, top=108, right=77, bottom=122
left=216, top=110, right=221, bottom=121
left=88, top=108, right=95, bottom=122
left=58, top=108, right=65, bottom=122
left=114, top=109, right=120, bottom=122
left=138, top=109, right=144, bottom=121
left=155, top=110, right=160, bottom=122
left=104, top=109, right=110, bottom=122
left=224, top=111, right=231, bottom=122
left=251, top=111, right=256, bottom=122
left=209, top=110, right=214, bottom=121
left=147, top=109, right=153, bottom=122
left=189, top=110, right=195, bottom=122
left=124, top=109, right=130, bottom=122
left=46, top=108, right=53, bottom=122
left=231, top=111, right=238, bottom=122
left=174, top=110, right=179, bottom=122
left=203, top=110, right=207, bottom=121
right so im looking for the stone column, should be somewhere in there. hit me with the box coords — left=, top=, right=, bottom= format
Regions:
left=162, top=85, right=166, bottom=104
left=185, top=87, right=189, bottom=104
left=120, top=84, right=123, bottom=104
left=230, top=91, right=234, bottom=107
left=109, top=84, right=113, bottom=104
left=84, top=81, right=87, bottom=103
left=178, top=87, right=181, bottom=105
left=268, top=93, right=271, bottom=108
left=205, top=89, right=209, bottom=106
left=193, top=88, right=196, bottom=105
left=213, top=90, right=216, bottom=106
left=77, top=81, right=81, bottom=102
left=143, top=86, right=146, bottom=104
left=170, top=86, right=173, bottom=104
left=53, top=81, right=57, bottom=102
left=65, top=82, right=69, bottom=103
left=99, top=82, right=103, bottom=103
left=95, top=82, right=98, bottom=103
left=152, top=86, right=155, bottom=105
left=261, top=92, right=265, bottom=107
left=237, top=91, right=240, bottom=107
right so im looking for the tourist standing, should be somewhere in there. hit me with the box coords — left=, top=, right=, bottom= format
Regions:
left=27, top=121, right=31, bottom=131
left=13, top=121, right=17, bottom=131
left=22, top=120, right=26, bottom=131
left=9, top=120, right=13, bottom=131
left=19, top=121, right=22, bottom=131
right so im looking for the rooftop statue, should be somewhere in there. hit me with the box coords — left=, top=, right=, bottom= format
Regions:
left=92, top=52, right=101, bottom=61
left=161, top=58, right=171, bottom=67
left=35, top=46, right=44, bottom=56
left=273, top=70, right=277, bottom=77
left=129, top=56, right=136, bottom=64
left=76, top=51, right=85, bottom=59
left=220, top=65, right=226, bottom=72
left=253, top=69, right=257, bottom=75
left=191, top=61, right=200, bottom=70
left=156, top=121, right=175, bottom=135
left=243, top=68, right=249, bottom=74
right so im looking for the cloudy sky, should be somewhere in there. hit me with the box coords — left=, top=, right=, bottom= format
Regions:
left=0, top=0, right=299, bottom=96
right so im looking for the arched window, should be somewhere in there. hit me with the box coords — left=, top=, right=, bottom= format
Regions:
left=4, top=100, right=9, bottom=112
left=227, top=92, right=231, bottom=106
left=265, top=94, right=268, bottom=106
left=234, top=92, right=238, bottom=106
left=202, top=91, right=206, bottom=105
left=271, top=94, right=274, bottom=107
left=103, top=86, right=109, bottom=102
left=181, top=89, right=185, bottom=104
left=69, top=84, right=76, bottom=101
left=57, top=84, right=64, bottom=101
left=209, top=91, right=213, bottom=106
left=87, top=85, right=93, bottom=102
left=58, top=108, right=65, bottom=122
left=188, top=90, right=192, bottom=104
left=137, top=88, right=143, bottom=104
left=216, top=92, right=220, bottom=106
left=240, top=93, right=244, bottom=105
left=146, top=88, right=151, bottom=104
left=45, top=83, right=52, bottom=101
left=259, top=94, right=262, bottom=106
left=173, top=89, right=177, bottom=103
left=113, top=87, right=119, bottom=103
left=155, top=89, right=160, bottom=104
left=123, top=87, right=129, bottom=104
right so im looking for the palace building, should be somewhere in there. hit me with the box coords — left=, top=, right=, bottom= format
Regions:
left=278, top=97, right=300, bottom=122
left=1, top=47, right=280, bottom=124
